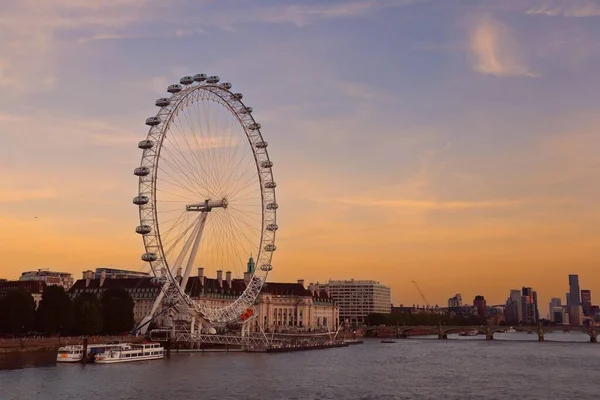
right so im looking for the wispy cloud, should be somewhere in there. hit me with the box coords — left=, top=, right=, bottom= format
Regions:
left=0, top=188, right=57, bottom=203
left=321, top=196, right=572, bottom=211
left=526, top=0, right=600, bottom=17
left=468, top=15, right=539, bottom=77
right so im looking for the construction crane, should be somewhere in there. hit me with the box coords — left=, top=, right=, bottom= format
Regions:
left=412, top=280, right=431, bottom=307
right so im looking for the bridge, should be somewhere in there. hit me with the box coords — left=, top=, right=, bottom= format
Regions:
left=363, top=324, right=599, bottom=342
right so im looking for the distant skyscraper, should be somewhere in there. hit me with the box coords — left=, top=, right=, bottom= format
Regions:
left=473, top=295, right=487, bottom=320
left=521, top=287, right=538, bottom=324
left=568, top=274, right=581, bottom=306
left=504, top=289, right=523, bottom=323
left=581, top=290, right=592, bottom=317
left=568, top=274, right=583, bottom=325
left=549, top=298, right=562, bottom=322
left=447, top=293, right=463, bottom=308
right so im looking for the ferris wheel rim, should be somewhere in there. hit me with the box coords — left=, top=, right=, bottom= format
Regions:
left=134, top=75, right=277, bottom=326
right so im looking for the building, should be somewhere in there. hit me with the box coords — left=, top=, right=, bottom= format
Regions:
left=473, top=295, right=487, bottom=320
left=521, top=287, right=538, bottom=324
left=447, top=293, right=463, bottom=308
left=68, top=270, right=161, bottom=324
left=322, top=279, right=391, bottom=326
left=504, top=290, right=522, bottom=323
left=549, top=298, right=562, bottom=322
left=567, top=274, right=582, bottom=325
left=581, top=290, right=592, bottom=317
left=0, top=280, right=46, bottom=307
left=68, top=258, right=338, bottom=332
left=84, top=268, right=150, bottom=280
left=19, top=270, right=74, bottom=291
left=568, top=274, right=581, bottom=307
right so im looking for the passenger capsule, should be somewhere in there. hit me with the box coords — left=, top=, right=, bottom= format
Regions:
left=264, top=181, right=276, bottom=189
left=134, top=167, right=150, bottom=177
left=155, top=98, right=171, bottom=107
left=136, top=225, right=152, bottom=234
left=260, top=264, right=273, bottom=272
left=219, top=82, right=232, bottom=90
left=266, top=202, right=278, bottom=210
left=193, top=73, right=207, bottom=82
left=248, top=122, right=261, bottom=130
left=133, top=195, right=149, bottom=205
left=240, top=106, right=253, bottom=114
left=232, top=93, right=243, bottom=100
left=264, top=244, right=276, bottom=252
left=167, top=84, right=182, bottom=93
left=145, top=116, right=161, bottom=126
left=180, top=76, right=194, bottom=85
left=141, top=252, right=158, bottom=262
left=255, top=141, right=268, bottom=149
left=261, top=161, right=273, bottom=168
left=266, top=223, right=278, bottom=231
left=206, top=75, right=220, bottom=84
left=138, top=140, right=154, bottom=149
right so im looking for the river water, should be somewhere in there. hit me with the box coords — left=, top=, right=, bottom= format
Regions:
left=1, top=332, right=599, bottom=400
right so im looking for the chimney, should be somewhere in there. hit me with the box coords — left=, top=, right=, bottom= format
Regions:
left=226, top=271, right=232, bottom=288
left=297, top=279, right=305, bottom=288
left=244, top=271, right=251, bottom=285
left=84, top=270, right=91, bottom=288
left=217, top=270, right=223, bottom=288
left=308, top=283, right=315, bottom=296
left=176, top=267, right=182, bottom=278
left=100, top=270, right=106, bottom=287
left=198, top=267, right=205, bottom=286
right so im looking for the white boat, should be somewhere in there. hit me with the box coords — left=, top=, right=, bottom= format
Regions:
left=56, top=343, right=130, bottom=363
left=459, top=330, right=479, bottom=336
left=95, top=342, right=164, bottom=364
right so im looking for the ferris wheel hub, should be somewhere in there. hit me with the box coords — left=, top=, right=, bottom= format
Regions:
left=185, top=198, right=228, bottom=212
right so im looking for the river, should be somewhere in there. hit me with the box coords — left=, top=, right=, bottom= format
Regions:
left=1, top=332, right=599, bottom=399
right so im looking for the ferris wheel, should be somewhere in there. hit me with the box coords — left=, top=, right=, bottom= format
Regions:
left=132, top=73, right=277, bottom=332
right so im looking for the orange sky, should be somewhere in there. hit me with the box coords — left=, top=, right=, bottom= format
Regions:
left=1, top=0, right=599, bottom=316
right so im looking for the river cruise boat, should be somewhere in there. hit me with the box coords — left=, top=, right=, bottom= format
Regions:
left=56, top=343, right=129, bottom=363
left=95, top=342, right=164, bottom=364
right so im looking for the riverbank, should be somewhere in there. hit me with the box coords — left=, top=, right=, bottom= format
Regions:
left=0, top=335, right=144, bottom=354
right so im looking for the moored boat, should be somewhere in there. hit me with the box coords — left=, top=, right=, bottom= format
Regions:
left=56, top=343, right=131, bottom=363
left=95, top=342, right=164, bottom=364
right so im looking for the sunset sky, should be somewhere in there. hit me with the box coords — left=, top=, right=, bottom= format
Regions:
left=1, top=0, right=599, bottom=314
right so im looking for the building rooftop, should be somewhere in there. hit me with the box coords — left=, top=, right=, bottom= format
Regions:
left=0, top=280, right=46, bottom=295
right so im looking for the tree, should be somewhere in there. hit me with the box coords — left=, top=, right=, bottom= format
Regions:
left=366, top=313, right=389, bottom=326
left=35, top=285, right=74, bottom=335
left=73, top=292, right=103, bottom=335
left=0, top=290, right=36, bottom=336
left=101, top=287, right=134, bottom=334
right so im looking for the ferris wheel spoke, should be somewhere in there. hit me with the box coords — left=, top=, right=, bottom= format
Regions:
left=169, top=116, right=215, bottom=193
left=157, top=166, right=203, bottom=199
left=217, top=212, right=257, bottom=262
left=155, top=188, right=198, bottom=203
left=160, top=146, right=206, bottom=195
left=170, top=113, right=216, bottom=193
left=164, top=127, right=212, bottom=196
left=223, top=210, right=261, bottom=252
left=227, top=178, right=261, bottom=200
left=213, top=212, right=250, bottom=276
left=227, top=209, right=263, bottom=235
left=220, top=142, right=254, bottom=193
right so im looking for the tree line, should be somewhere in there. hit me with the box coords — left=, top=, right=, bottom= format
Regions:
left=365, top=311, right=486, bottom=327
left=0, top=286, right=135, bottom=337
